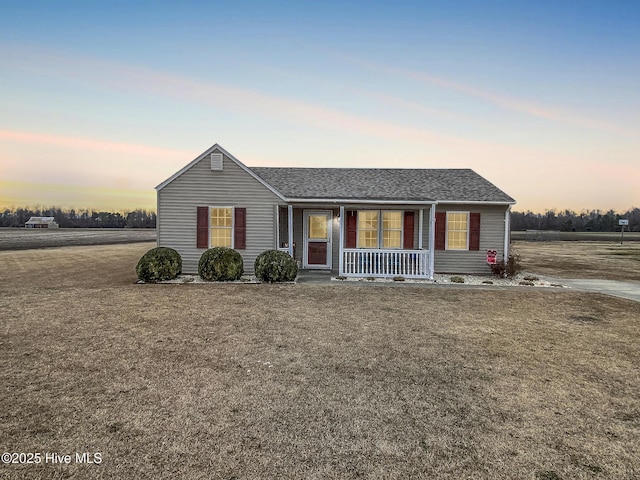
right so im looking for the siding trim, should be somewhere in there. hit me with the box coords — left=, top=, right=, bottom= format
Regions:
left=286, top=198, right=514, bottom=205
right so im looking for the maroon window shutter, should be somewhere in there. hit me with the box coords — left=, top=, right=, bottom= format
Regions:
left=197, top=207, right=208, bottom=248
left=435, top=212, right=446, bottom=250
left=403, top=211, right=414, bottom=249
left=469, top=212, right=481, bottom=251
left=346, top=211, right=357, bottom=248
left=234, top=208, right=246, bottom=250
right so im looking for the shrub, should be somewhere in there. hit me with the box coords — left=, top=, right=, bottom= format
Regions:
left=254, top=250, right=298, bottom=283
left=136, top=247, right=182, bottom=282
left=198, top=247, right=243, bottom=281
left=489, top=253, right=522, bottom=278
left=450, top=276, right=465, bottom=283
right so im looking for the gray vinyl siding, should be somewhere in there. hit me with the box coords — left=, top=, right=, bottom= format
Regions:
left=157, top=151, right=281, bottom=274
left=434, top=204, right=508, bottom=275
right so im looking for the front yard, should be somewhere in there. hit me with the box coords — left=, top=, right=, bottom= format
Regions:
left=0, top=243, right=638, bottom=479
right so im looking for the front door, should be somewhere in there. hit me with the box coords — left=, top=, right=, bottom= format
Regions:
left=303, top=211, right=332, bottom=269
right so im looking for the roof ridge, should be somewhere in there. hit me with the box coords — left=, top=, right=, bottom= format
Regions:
left=250, top=166, right=473, bottom=171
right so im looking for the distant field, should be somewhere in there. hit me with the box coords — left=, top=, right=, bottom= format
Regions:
left=511, top=231, right=640, bottom=242
left=514, top=240, right=640, bottom=281
left=0, top=227, right=156, bottom=250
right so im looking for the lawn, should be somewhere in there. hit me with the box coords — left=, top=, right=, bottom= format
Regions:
left=0, top=227, right=155, bottom=250
left=514, top=240, right=640, bottom=281
left=1, top=243, right=639, bottom=479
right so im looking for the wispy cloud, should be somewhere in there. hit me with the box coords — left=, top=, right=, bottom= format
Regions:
left=344, top=56, right=638, bottom=138
left=0, top=45, right=529, bottom=160
left=0, top=129, right=192, bottom=159
left=0, top=128, right=195, bottom=191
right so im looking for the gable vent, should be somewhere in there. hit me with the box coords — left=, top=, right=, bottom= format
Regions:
left=210, top=153, right=223, bottom=170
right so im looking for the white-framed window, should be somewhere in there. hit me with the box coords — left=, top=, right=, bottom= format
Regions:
left=357, top=210, right=379, bottom=248
left=382, top=211, right=402, bottom=248
left=446, top=211, right=469, bottom=250
left=210, top=207, right=233, bottom=247
left=357, top=210, right=403, bottom=249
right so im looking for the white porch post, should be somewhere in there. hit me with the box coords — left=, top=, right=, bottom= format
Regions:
left=428, top=203, right=436, bottom=279
left=288, top=205, right=294, bottom=258
left=504, top=206, right=511, bottom=261
left=339, top=206, right=345, bottom=275
left=418, top=208, right=424, bottom=250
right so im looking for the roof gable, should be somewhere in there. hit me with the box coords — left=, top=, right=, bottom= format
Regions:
left=155, top=144, right=286, bottom=200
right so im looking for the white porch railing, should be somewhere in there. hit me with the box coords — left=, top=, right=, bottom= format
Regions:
left=341, top=249, right=430, bottom=278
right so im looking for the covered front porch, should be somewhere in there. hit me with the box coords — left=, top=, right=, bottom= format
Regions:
left=276, top=204, right=436, bottom=279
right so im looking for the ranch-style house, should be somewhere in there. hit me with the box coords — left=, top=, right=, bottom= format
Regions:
left=156, top=144, right=516, bottom=279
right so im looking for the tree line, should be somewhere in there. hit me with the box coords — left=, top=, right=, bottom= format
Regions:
left=0, top=207, right=156, bottom=228
left=1, top=205, right=638, bottom=231
left=511, top=208, right=640, bottom=232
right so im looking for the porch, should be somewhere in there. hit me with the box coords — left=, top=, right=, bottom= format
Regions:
left=342, top=248, right=429, bottom=278
left=276, top=204, right=435, bottom=279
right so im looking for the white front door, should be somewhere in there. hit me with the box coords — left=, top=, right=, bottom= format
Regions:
left=303, top=211, right=332, bottom=269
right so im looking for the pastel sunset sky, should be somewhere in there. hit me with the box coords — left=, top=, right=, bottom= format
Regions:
left=1, top=1, right=638, bottom=212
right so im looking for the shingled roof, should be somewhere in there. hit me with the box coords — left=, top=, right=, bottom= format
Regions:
left=250, top=167, right=515, bottom=203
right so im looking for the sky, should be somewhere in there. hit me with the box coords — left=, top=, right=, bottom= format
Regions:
left=0, top=0, right=638, bottom=213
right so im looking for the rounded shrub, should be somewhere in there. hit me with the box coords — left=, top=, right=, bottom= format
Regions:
left=136, top=247, right=182, bottom=282
left=198, top=247, right=244, bottom=281
left=254, top=250, right=298, bottom=283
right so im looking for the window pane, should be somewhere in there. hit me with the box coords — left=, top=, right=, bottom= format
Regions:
left=358, top=230, right=378, bottom=248
left=383, top=211, right=402, bottom=230
left=382, top=211, right=402, bottom=249
left=358, top=211, right=378, bottom=229
left=211, top=208, right=232, bottom=227
left=210, top=207, right=232, bottom=247
left=447, top=212, right=468, bottom=250
left=308, top=215, right=327, bottom=239
left=211, top=228, right=232, bottom=247
left=357, top=211, right=378, bottom=248
left=383, top=230, right=401, bottom=248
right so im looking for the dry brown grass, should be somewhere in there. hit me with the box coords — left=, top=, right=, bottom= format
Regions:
left=514, top=240, right=640, bottom=281
left=1, top=243, right=639, bottom=479
left=0, top=227, right=155, bottom=251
